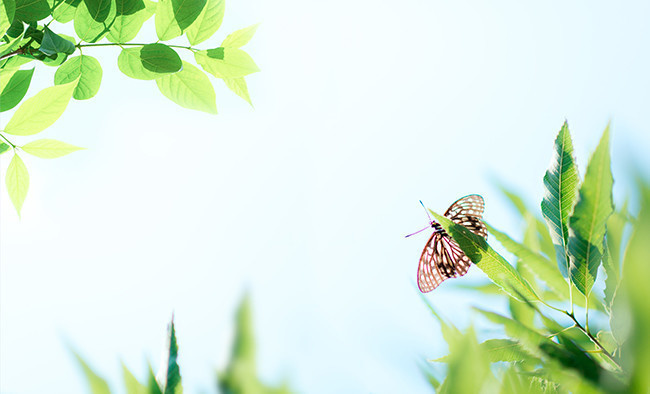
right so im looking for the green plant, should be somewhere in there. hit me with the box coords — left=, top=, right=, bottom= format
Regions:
left=424, top=122, right=649, bottom=393
left=1, top=0, right=260, bottom=216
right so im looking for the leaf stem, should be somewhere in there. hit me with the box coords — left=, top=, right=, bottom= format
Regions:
left=77, top=43, right=197, bottom=52
left=0, top=132, right=16, bottom=149
left=564, top=311, right=621, bottom=371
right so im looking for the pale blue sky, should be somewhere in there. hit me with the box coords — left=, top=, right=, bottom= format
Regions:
left=1, top=0, right=649, bottom=392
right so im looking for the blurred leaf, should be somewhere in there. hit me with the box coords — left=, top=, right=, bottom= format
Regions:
left=621, top=180, right=650, bottom=393
left=419, top=363, right=440, bottom=390
left=122, top=362, right=148, bottom=394
left=0, top=143, right=9, bottom=155
left=195, top=47, right=260, bottom=78
left=596, top=331, right=616, bottom=355
left=223, top=77, right=252, bottom=106
left=0, top=0, right=15, bottom=34
left=438, top=327, right=493, bottom=394
left=185, top=0, right=224, bottom=45
left=430, top=211, right=539, bottom=302
left=603, top=204, right=628, bottom=309
left=54, top=55, right=103, bottom=100
left=52, top=0, right=82, bottom=23
left=156, top=317, right=182, bottom=394
left=453, top=281, right=504, bottom=295
left=420, top=295, right=461, bottom=347
left=541, top=121, right=579, bottom=278
left=500, top=366, right=541, bottom=394
left=155, top=61, right=217, bottom=114
left=38, top=26, right=75, bottom=55
left=568, top=126, right=614, bottom=297
left=481, top=338, right=538, bottom=363
left=3, top=78, right=78, bottom=136
left=155, top=0, right=206, bottom=40
left=5, top=153, right=29, bottom=216
left=72, top=351, right=112, bottom=394
left=509, top=297, right=535, bottom=328
left=221, top=23, right=260, bottom=48
left=21, top=138, right=84, bottom=158
left=74, top=0, right=116, bottom=42
left=0, top=67, right=34, bottom=112
left=609, top=284, right=632, bottom=347
left=147, top=364, right=163, bottom=394
left=486, top=222, right=568, bottom=299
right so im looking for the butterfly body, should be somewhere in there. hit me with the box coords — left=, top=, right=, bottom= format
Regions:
left=415, top=194, right=487, bottom=293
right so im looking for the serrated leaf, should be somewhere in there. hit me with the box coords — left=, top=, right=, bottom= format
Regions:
left=14, top=0, right=50, bottom=22
left=54, top=55, right=102, bottom=99
left=541, top=121, right=579, bottom=278
left=5, top=153, right=29, bottom=215
left=486, top=222, right=568, bottom=299
left=568, top=126, right=614, bottom=296
left=52, top=0, right=82, bottom=23
left=221, top=23, right=259, bottom=48
left=185, top=0, right=223, bottom=45
left=4, top=79, right=77, bottom=136
left=223, top=77, right=252, bottom=106
left=74, top=0, right=116, bottom=42
left=72, top=351, right=111, bottom=394
left=430, top=211, right=539, bottom=302
left=155, top=61, right=217, bottom=114
left=474, top=308, right=550, bottom=358
left=122, top=362, right=148, bottom=394
left=155, top=0, right=206, bottom=41
left=194, top=47, right=259, bottom=78
left=21, top=138, right=84, bottom=158
left=39, top=27, right=76, bottom=55
left=156, top=317, right=182, bottom=394
left=481, top=338, right=538, bottom=363
left=0, top=67, right=34, bottom=112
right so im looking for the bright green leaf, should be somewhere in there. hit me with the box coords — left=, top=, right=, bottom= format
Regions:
left=155, top=0, right=206, bottom=41
left=0, top=67, right=33, bottom=112
left=438, top=327, right=493, bottom=394
left=603, top=205, right=628, bottom=309
left=72, top=351, right=111, bottom=394
left=221, top=23, right=259, bottom=48
left=4, top=79, right=78, bottom=136
left=156, top=317, right=182, bottom=394
left=541, top=121, right=580, bottom=277
left=117, top=44, right=180, bottom=80
left=568, top=126, right=614, bottom=296
left=5, top=153, right=29, bottom=216
left=430, top=211, right=539, bottom=302
left=21, top=138, right=84, bottom=158
left=223, top=77, right=252, bottom=106
left=185, top=0, right=223, bottom=45
left=1, top=0, right=15, bottom=35
left=74, top=0, right=116, bottom=42
left=54, top=55, right=102, bottom=99
left=52, top=0, right=82, bottom=23
left=195, top=47, right=259, bottom=78
left=122, top=363, right=148, bottom=394
left=14, top=0, right=50, bottom=22
left=107, top=0, right=154, bottom=43
left=156, top=61, right=217, bottom=114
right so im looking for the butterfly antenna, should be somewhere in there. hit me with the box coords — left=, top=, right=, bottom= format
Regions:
left=405, top=226, right=430, bottom=238
left=419, top=200, right=433, bottom=223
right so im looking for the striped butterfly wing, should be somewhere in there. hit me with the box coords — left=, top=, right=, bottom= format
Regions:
left=417, top=194, right=487, bottom=293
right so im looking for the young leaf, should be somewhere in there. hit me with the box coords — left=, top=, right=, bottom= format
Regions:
left=39, top=27, right=76, bottom=55
left=5, top=153, right=29, bottom=216
left=14, top=0, right=50, bottom=22
left=107, top=0, right=154, bottom=43
left=122, top=362, right=148, bottom=394
left=541, top=121, right=579, bottom=278
left=54, top=55, right=103, bottom=100
left=3, top=79, right=78, bottom=136
left=221, top=23, right=260, bottom=48
left=74, top=0, right=116, bottom=42
left=52, top=0, right=82, bottom=23
left=117, top=47, right=160, bottom=80
left=0, top=67, right=34, bottom=112
left=21, top=138, right=84, bottom=158
left=195, top=48, right=260, bottom=79
left=223, top=77, right=252, bottom=106
left=155, top=61, right=217, bottom=114
left=185, top=0, right=224, bottom=46
left=430, top=211, right=539, bottom=302
left=155, top=0, right=206, bottom=41
left=72, top=351, right=112, bottom=394
left=156, top=317, right=182, bottom=394
left=568, top=126, right=614, bottom=297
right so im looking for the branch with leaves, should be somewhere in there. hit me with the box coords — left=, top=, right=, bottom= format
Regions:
left=1, top=0, right=260, bottom=216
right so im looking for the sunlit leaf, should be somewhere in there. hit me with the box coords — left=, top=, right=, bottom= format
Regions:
left=156, top=317, right=182, bottom=394
left=52, top=0, right=82, bottom=23
left=185, top=0, right=223, bottom=45
left=21, top=138, right=84, bottom=158
left=0, top=143, right=10, bottom=155
left=221, top=23, right=260, bottom=48
left=438, top=327, right=493, bottom=394
left=117, top=44, right=181, bottom=80
left=223, top=77, right=252, bottom=106
left=0, top=67, right=33, bottom=112
left=54, top=55, right=102, bottom=99
left=194, top=47, right=259, bottom=78
left=541, top=121, right=579, bottom=278
left=568, top=126, right=614, bottom=296
left=155, top=61, right=217, bottom=114
left=122, top=362, right=148, bottom=394
left=72, top=351, right=111, bottom=394
left=107, top=0, right=154, bottom=42
left=603, top=204, right=628, bottom=309
left=38, top=27, right=75, bottom=55
left=74, top=0, right=116, bottom=42
left=155, top=0, right=206, bottom=40
left=3, top=79, right=78, bottom=136
left=0, top=0, right=15, bottom=34
left=5, top=153, right=29, bottom=216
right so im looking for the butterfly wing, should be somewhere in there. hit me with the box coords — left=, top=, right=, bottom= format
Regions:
left=417, top=232, right=473, bottom=292
left=444, top=194, right=488, bottom=238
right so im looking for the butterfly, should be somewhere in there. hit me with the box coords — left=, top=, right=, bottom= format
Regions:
left=407, top=195, right=488, bottom=293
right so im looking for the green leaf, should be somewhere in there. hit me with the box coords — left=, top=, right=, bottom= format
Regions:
left=156, top=317, right=182, bottom=394
left=194, top=47, right=260, bottom=78
left=83, top=0, right=113, bottom=21
left=5, top=153, right=29, bottom=216
left=155, top=0, right=206, bottom=41
left=74, top=0, right=116, bottom=42
left=430, top=210, right=539, bottom=302
left=568, top=126, right=614, bottom=296
left=14, top=0, right=50, bottom=22
left=54, top=55, right=102, bottom=100
left=147, top=364, right=163, bottom=394
left=438, top=327, right=493, bottom=394
left=0, top=32, right=23, bottom=56
left=223, top=77, right=252, bottom=106
left=185, top=0, right=223, bottom=45
left=117, top=44, right=181, bottom=80
left=107, top=0, right=153, bottom=43
left=5, top=19, right=23, bottom=38
left=4, top=79, right=78, bottom=136
left=38, top=27, right=76, bottom=56
left=0, top=67, right=34, bottom=112
left=541, top=121, right=580, bottom=278
left=122, top=363, right=148, bottom=394
left=453, top=281, right=504, bottom=295
left=72, top=351, right=112, bottom=394
left=52, top=0, right=82, bottom=23
left=486, top=222, right=568, bottom=299
left=481, top=338, right=538, bottom=363
left=21, top=138, right=84, bottom=158
left=155, top=61, right=217, bottom=114
left=221, top=23, right=260, bottom=48
left=474, top=308, right=550, bottom=358
left=0, top=143, right=10, bottom=155
left=603, top=204, right=628, bottom=309
left=1, top=0, right=15, bottom=35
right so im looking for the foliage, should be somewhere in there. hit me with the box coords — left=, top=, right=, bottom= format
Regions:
left=426, top=122, right=649, bottom=393
left=0, top=0, right=259, bottom=215
left=72, top=295, right=291, bottom=394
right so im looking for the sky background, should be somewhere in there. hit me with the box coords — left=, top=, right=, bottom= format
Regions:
left=2, top=0, right=650, bottom=392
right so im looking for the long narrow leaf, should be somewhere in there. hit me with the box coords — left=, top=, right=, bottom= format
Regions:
left=156, top=317, right=182, bottom=394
